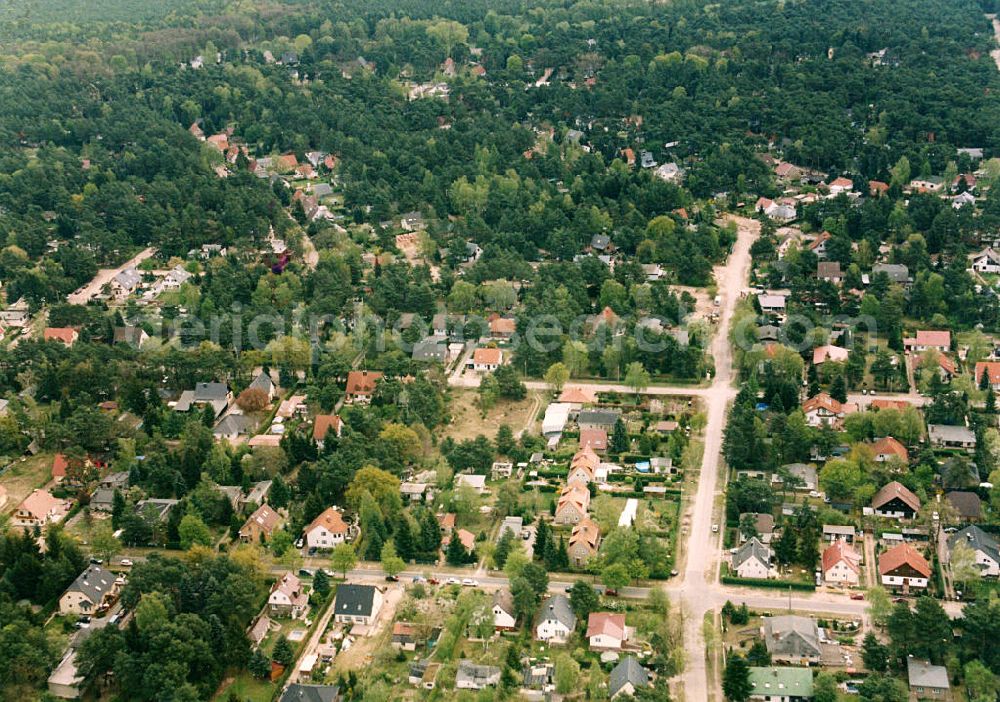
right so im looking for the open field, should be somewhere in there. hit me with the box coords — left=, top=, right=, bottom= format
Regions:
left=443, top=389, right=541, bottom=442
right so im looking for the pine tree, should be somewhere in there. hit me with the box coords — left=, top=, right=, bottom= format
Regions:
left=446, top=530, right=468, bottom=566
left=201, top=403, right=216, bottom=428
left=830, top=373, right=847, bottom=403
left=611, top=418, right=629, bottom=454
left=419, top=509, right=442, bottom=557
left=269, top=476, right=290, bottom=509
left=393, top=515, right=415, bottom=561
left=248, top=648, right=271, bottom=678
left=111, top=490, right=126, bottom=530
left=987, top=386, right=997, bottom=415
left=313, top=569, right=331, bottom=597
left=722, top=654, right=753, bottom=702
left=772, top=529, right=797, bottom=566
left=534, top=515, right=550, bottom=561
left=495, top=529, right=515, bottom=569
left=555, top=536, right=569, bottom=570
left=861, top=632, right=888, bottom=672
left=272, top=636, right=294, bottom=666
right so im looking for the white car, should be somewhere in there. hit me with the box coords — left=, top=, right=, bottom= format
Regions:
left=711, top=524, right=719, bottom=533
left=119, top=558, right=133, bottom=567
left=461, top=578, right=479, bottom=587
left=446, top=577, right=461, bottom=585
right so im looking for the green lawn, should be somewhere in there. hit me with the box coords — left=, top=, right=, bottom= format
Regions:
left=215, top=672, right=275, bottom=702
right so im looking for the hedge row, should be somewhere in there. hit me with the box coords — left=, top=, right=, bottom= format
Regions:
left=721, top=576, right=816, bottom=591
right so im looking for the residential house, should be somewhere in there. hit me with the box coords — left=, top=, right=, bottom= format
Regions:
left=739, top=513, right=775, bottom=544
left=498, top=516, right=523, bottom=541
left=400, top=211, right=426, bottom=232
left=774, top=463, right=818, bottom=492
left=762, top=615, right=822, bottom=664
left=455, top=660, right=501, bottom=690
left=903, top=330, right=951, bottom=354
left=268, top=572, right=309, bottom=619
left=173, top=382, right=231, bottom=418
left=577, top=408, right=621, bottom=432
left=492, top=462, right=514, bottom=480
left=214, top=413, right=253, bottom=442
left=59, top=566, right=119, bottom=615
left=872, top=263, right=911, bottom=284
left=470, top=347, right=504, bottom=373
left=587, top=612, right=631, bottom=651
left=248, top=371, right=276, bottom=401
left=872, top=481, right=920, bottom=519
left=312, top=415, right=343, bottom=447
left=970, top=247, right=1000, bottom=274
left=455, top=473, right=487, bottom=493
left=110, top=268, right=142, bottom=300
left=879, top=543, right=931, bottom=591
left=489, top=317, right=517, bottom=339
left=412, top=338, right=447, bottom=364
left=239, top=504, right=283, bottom=543
left=812, top=345, right=848, bottom=365
left=400, top=482, right=433, bottom=503
left=392, top=622, right=418, bottom=651
left=807, top=231, right=831, bottom=258
left=828, top=176, right=854, bottom=195
left=872, top=436, right=909, bottom=463
left=975, top=361, right=1000, bottom=391
left=0, top=297, right=30, bottom=327
left=521, top=661, right=555, bottom=694
left=609, top=657, right=650, bottom=699
left=345, top=371, right=382, bottom=403
left=748, top=667, right=813, bottom=702
left=928, top=424, right=977, bottom=451
left=333, top=584, right=383, bottom=626
left=568, top=447, right=600, bottom=485
left=555, top=484, right=591, bottom=525
left=733, top=537, right=771, bottom=579
left=89, top=487, right=116, bottom=512
left=822, top=539, right=861, bottom=586
left=304, top=508, right=350, bottom=550
left=822, top=525, right=856, bottom=543
left=816, top=262, right=842, bottom=284
left=43, top=327, right=79, bottom=346
left=945, top=491, right=982, bottom=522
left=279, top=684, right=342, bottom=702
left=11, top=489, right=70, bottom=530
left=569, top=517, right=602, bottom=567
left=492, top=589, right=517, bottom=630
left=910, top=176, right=944, bottom=192
left=579, top=427, right=608, bottom=452
left=758, top=293, right=787, bottom=316
left=654, top=162, right=682, bottom=182
left=948, top=526, right=1000, bottom=577
left=535, top=594, right=576, bottom=643
left=113, top=326, right=149, bottom=347
left=907, top=658, right=951, bottom=700
left=802, top=393, right=853, bottom=428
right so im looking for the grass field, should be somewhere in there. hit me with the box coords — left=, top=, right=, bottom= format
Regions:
left=443, top=389, right=541, bottom=442
left=0, top=453, right=54, bottom=515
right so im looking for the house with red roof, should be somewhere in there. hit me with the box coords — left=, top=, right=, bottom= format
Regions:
left=304, top=507, right=350, bottom=550
left=903, top=330, right=950, bottom=354
left=871, top=437, right=909, bottom=464
left=822, top=539, right=861, bottom=586
left=579, top=428, right=608, bottom=453
left=43, top=327, right=79, bottom=346
left=470, top=347, right=504, bottom=373
left=975, top=361, right=1000, bottom=391
left=802, top=393, right=855, bottom=428
left=345, top=370, right=382, bottom=403
left=872, top=481, right=920, bottom=520
left=879, top=543, right=930, bottom=592
left=312, top=415, right=343, bottom=446
left=587, top=612, right=632, bottom=651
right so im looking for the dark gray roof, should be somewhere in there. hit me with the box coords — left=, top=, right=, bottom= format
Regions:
left=949, top=525, right=1000, bottom=565
left=762, top=615, right=821, bottom=658
left=248, top=372, right=274, bottom=394
left=412, top=338, right=447, bottom=362
left=214, top=414, right=253, bottom=436
left=907, top=658, right=949, bottom=690
left=456, top=659, right=500, bottom=688
left=66, top=566, right=115, bottom=605
left=312, top=183, right=334, bottom=198
left=577, top=409, right=620, bottom=427
left=194, top=382, right=229, bottom=401
left=538, top=594, right=576, bottom=630
left=733, top=537, right=771, bottom=569
left=945, top=491, right=982, bottom=519
left=334, top=584, right=378, bottom=617
left=590, top=233, right=611, bottom=250
left=872, top=263, right=910, bottom=283
left=101, top=471, right=129, bottom=489
left=90, top=488, right=115, bottom=508
left=609, top=656, right=649, bottom=697
left=280, top=684, right=341, bottom=702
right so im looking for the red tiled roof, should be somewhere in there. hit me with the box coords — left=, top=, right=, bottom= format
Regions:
left=473, top=348, right=502, bottom=365
left=570, top=518, right=601, bottom=552
left=822, top=539, right=860, bottom=574
left=872, top=480, right=920, bottom=512
left=871, top=399, right=911, bottom=411
left=975, top=361, right=1000, bottom=387
left=587, top=612, right=626, bottom=640
left=43, top=327, right=77, bottom=345
left=904, top=330, right=951, bottom=348
left=878, top=542, right=931, bottom=578
left=559, top=386, right=598, bottom=404
left=346, top=371, right=382, bottom=397
left=802, top=392, right=843, bottom=415
left=872, top=436, right=909, bottom=462
left=313, top=414, right=342, bottom=442
left=305, top=507, right=348, bottom=536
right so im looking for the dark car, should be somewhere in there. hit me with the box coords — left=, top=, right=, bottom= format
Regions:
left=385, top=575, right=399, bottom=582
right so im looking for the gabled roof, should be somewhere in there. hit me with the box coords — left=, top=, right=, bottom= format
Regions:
left=872, top=481, right=920, bottom=512
left=43, top=327, right=78, bottom=345
left=587, top=612, right=626, bottom=640
left=249, top=371, right=275, bottom=394
left=802, top=392, right=843, bottom=415
left=472, top=347, right=502, bottom=365
left=945, top=491, right=982, bottom=520
left=65, top=565, right=115, bottom=604
left=279, top=684, right=341, bottom=702
left=242, top=503, right=282, bottom=534
left=492, top=588, right=515, bottom=615
left=762, top=615, right=822, bottom=657
left=733, top=537, right=770, bottom=569
left=313, top=415, right=343, bottom=442
left=879, top=542, right=931, bottom=578
left=822, top=539, right=860, bottom=575
left=904, top=330, right=951, bottom=348
left=975, top=361, right=1000, bottom=387
left=872, top=436, right=909, bottom=462
left=559, top=386, right=598, bottom=404
left=948, top=525, right=999, bottom=563
left=609, top=656, right=649, bottom=698
left=557, top=484, right=590, bottom=515
left=570, top=518, right=601, bottom=552
left=538, top=594, right=576, bottom=630
left=334, top=584, right=380, bottom=617
left=305, top=507, right=349, bottom=536
left=749, top=667, right=813, bottom=698
left=812, top=345, right=848, bottom=364
left=270, top=572, right=308, bottom=608
left=18, top=489, right=65, bottom=520
left=214, top=413, right=253, bottom=436
left=346, top=370, right=382, bottom=396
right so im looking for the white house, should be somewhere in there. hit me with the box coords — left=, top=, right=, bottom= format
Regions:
left=304, top=507, right=350, bottom=550
left=333, top=584, right=384, bottom=626
left=822, top=539, right=861, bottom=586
left=59, top=566, right=120, bottom=615
left=535, top=594, right=576, bottom=644
left=492, top=589, right=517, bottom=630
left=733, top=537, right=771, bottom=579
left=268, top=572, right=309, bottom=619
left=948, top=526, right=1000, bottom=577
left=587, top=612, right=631, bottom=651
left=879, top=543, right=931, bottom=592
left=469, top=347, right=503, bottom=372
left=970, top=247, right=1000, bottom=274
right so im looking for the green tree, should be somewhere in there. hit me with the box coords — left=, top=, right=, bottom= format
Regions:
left=313, top=569, right=331, bottom=598
left=91, top=522, right=121, bottom=563
left=248, top=648, right=271, bottom=678
left=381, top=540, right=406, bottom=578
left=601, top=563, right=630, bottom=592
left=965, top=660, right=1000, bottom=702
left=272, top=635, right=294, bottom=666
left=494, top=529, right=516, bottom=569
left=544, top=362, right=570, bottom=392
left=178, top=514, right=213, bottom=550
left=624, top=361, right=650, bottom=395
left=569, top=580, right=600, bottom=620
left=722, top=654, right=753, bottom=702
left=610, top=418, right=629, bottom=454
left=862, top=632, right=888, bottom=672
left=813, top=673, right=839, bottom=702
left=446, top=530, right=470, bottom=566
left=330, top=543, right=357, bottom=578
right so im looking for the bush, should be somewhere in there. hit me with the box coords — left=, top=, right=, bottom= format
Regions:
left=721, top=576, right=816, bottom=591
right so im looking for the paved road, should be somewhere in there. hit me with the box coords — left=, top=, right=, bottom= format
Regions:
left=67, top=247, right=156, bottom=305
